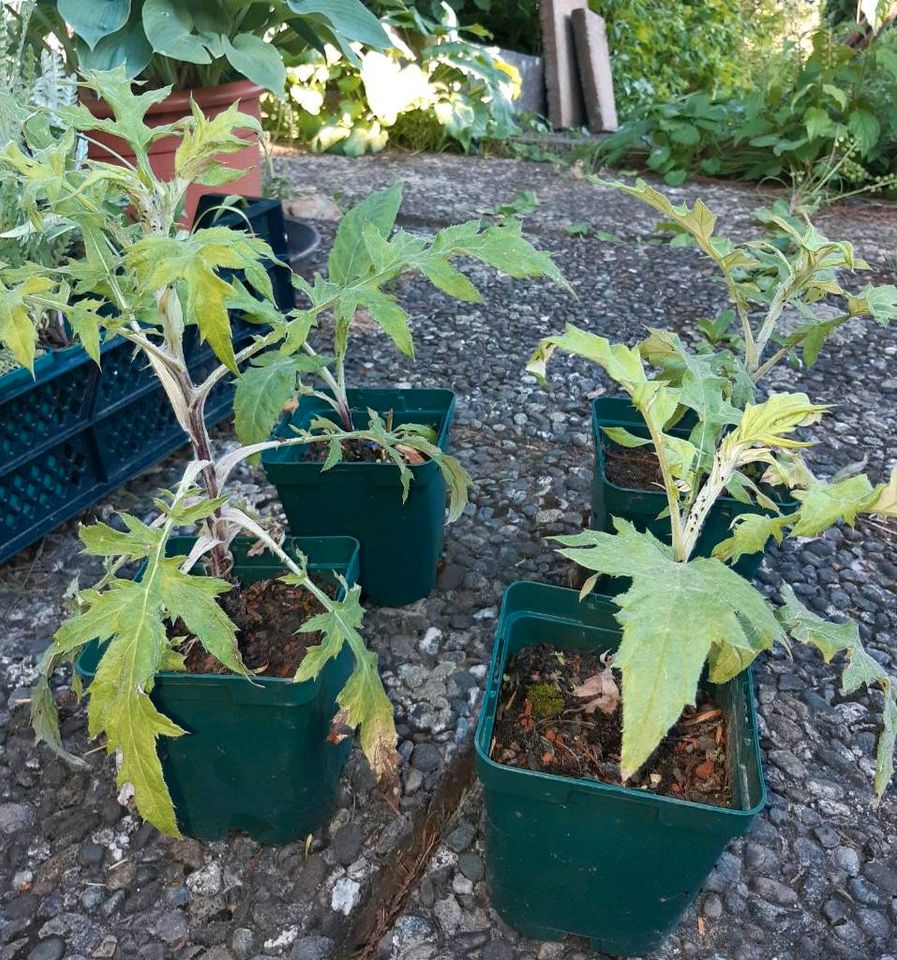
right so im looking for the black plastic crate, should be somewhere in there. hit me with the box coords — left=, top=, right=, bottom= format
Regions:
left=0, top=328, right=252, bottom=565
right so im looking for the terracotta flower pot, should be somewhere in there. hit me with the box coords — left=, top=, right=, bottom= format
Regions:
left=82, top=79, right=265, bottom=223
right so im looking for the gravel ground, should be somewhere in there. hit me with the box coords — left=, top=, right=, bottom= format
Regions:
left=2, top=150, right=896, bottom=960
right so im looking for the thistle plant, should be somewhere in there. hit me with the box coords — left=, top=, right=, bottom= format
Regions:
left=529, top=326, right=897, bottom=796
left=596, top=179, right=897, bottom=385
left=0, top=69, right=563, bottom=836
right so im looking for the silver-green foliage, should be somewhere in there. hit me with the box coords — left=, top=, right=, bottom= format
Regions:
left=0, top=68, right=564, bottom=835
left=529, top=324, right=897, bottom=796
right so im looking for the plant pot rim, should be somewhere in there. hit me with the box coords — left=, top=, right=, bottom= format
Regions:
left=474, top=579, right=768, bottom=818
left=81, top=78, right=265, bottom=119
left=75, top=534, right=360, bottom=693
left=264, top=386, right=456, bottom=472
left=592, top=395, right=798, bottom=509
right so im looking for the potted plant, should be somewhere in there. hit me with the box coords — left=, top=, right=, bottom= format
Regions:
left=584, top=179, right=896, bottom=579
left=1, top=69, right=407, bottom=840
left=250, top=183, right=567, bottom=605
left=474, top=327, right=896, bottom=955
left=31, top=0, right=392, bottom=218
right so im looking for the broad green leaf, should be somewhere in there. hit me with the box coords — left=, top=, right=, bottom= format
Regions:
left=141, top=0, right=211, bottom=64
left=328, top=183, right=403, bottom=284
left=286, top=0, right=391, bottom=52
left=847, top=284, right=897, bottom=326
left=848, top=109, right=881, bottom=154
left=528, top=323, right=646, bottom=389
left=234, top=352, right=326, bottom=445
left=418, top=257, right=482, bottom=303
left=223, top=34, right=288, bottom=94
left=556, top=520, right=784, bottom=778
left=0, top=275, right=48, bottom=372
left=175, top=101, right=262, bottom=186
left=66, top=300, right=103, bottom=365
left=791, top=475, right=881, bottom=536
left=73, top=18, right=153, bottom=78
left=713, top=512, right=793, bottom=564
left=60, top=0, right=131, bottom=49
left=354, top=286, right=413, bottom=358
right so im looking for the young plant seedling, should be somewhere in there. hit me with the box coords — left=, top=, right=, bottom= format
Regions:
left=231, top=179, right=568, bottom=520
left=594, top=178, right=896, bottom=385
left=0, top=69, right=565, bottom=836
left=529, top=326, right=897, bottom=797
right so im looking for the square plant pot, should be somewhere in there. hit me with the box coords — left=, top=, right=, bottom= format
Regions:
left=77, top=535, right=360, bottom=844
left=262, top=387, right=457, bottom=607
left=591, top=396, right=797, bottom=582
left=475, top=580, right=766, bottom=957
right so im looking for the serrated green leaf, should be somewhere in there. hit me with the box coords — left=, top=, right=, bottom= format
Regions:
left=419, top=257, right=482, bottom=303
left=869, top=469, right=897, bottom=518
left=556, top=520, right=783, bottom=778
left=234, top=353, right=325, bottom=446
left=328, top=183, right=403, bottom=284
left=791, top=475, right=880, bottom=536
left=726, top=393, right=827, bottom=451
left=777, top=586, right=896, bottom=798
left=80, top=514, right=162, bottom=559
left=0, top=275, right=51, bottom=373
left=713, top=512, right=793, bottom=564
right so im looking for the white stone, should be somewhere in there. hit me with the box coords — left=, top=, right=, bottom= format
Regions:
left=331, top=877, right=361, bottom=915
left=186, top=862, right=222, bottom=896
left=419, top=628, right=442, bottom=655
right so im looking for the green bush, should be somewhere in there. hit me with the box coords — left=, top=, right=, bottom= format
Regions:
left=589, top=0, right=786, bottom=114
left=266, top=3, right=520, bottom=154
left=598, top=24, right=897, bottom=197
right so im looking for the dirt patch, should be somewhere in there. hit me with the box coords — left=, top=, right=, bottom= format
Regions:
left=603, top=443, right=663, bottom=489
left=180, top=577, right=336, bottom=678
left=491, top=643, right=732, bottom=808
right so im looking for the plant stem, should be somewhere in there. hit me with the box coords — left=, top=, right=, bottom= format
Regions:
left=641, top=400, right=686, bottom=561
left=680, top=451, right=736, bottom=560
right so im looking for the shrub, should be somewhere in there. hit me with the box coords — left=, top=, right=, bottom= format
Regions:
left=266, top=3, right=520, bottom=154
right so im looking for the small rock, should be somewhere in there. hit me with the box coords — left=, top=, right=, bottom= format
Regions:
left=864, top=862, right=897, bottom=896
left=482, top=942, right=515, bottom=960
left=702, top=893, right=723, bottom=920
left=444, top=820, right=476, bottom=853
left=452, top=874, right=474, bottom=896
left=91, top=935, right=118, bottom=958
left=751, top=877, right=798, bottom=907
left=290, top=936, right=334, bottom=960
left=78, top=843, right=106, bottom=868
left=0, top=803, right=34, bottom=835
left=186, top=862, right=222, bottom=896
left=27, top=939, right=66, bottom=960
left=152, top=910, right=189, bottom=943
left=419, top=628, right=442, bottom=655
left=410, top=744, right=442, bottom=773
left=832, top=846, right=861, bottom=877
left=230, top=928, right=256, bottom=960
left=458, top=853, right=484, bottom=883
left=332, top=823, right=364, bottom=867
left=331, top=878, right=360, bottom=916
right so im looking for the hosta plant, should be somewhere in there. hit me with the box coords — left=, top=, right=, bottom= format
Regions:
left=596, top=178, right=897, bottom=387
left=528, top=326, right=897, bottom=797
left=0, top=69, right=562, bottom=835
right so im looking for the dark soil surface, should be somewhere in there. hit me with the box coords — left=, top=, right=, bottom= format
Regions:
left=180, top=577, right=330, bottom=678
left=305, top=436, right=429, bottom=465
left=491, top=643, right=732, bottom=808
left=603, top=443, right=663, bottom=489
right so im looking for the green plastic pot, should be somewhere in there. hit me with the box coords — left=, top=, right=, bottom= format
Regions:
left=591, top=396, right=796, bottom=581
left=475, top=581, right=766, bottom=957
left=77, top=535, right=360, bottom=844
left=262, top=387, right=456, bottom=607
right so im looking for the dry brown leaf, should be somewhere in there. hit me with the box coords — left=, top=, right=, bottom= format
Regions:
left=396, top=444, right=426, bottom=465
left=695, top=758, right=715, bottom=780
left=572, top=663, right=620, bottom=716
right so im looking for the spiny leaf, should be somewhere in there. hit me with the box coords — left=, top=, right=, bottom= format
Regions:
left=234, top=352, right=327, bottom=446
left=791, top=475, right=881, bottom=536
left=869, top=469, right=897, bottom=518
left=80, top=514, right=162, bottom=559
left=777, top=586, right=897, bottom=798
left=0, top=274, right=52, bottom=372
left=556, top=520, right=784, bottom=779
left=726, top=393, right=827, bottom=452
left=175, top=100, right=263, bottom=186
left=329, top=182, right=403, bottom=284
left=713, top=512, right=794, bottom=564
left=287, top=582, right=399, bottom=778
